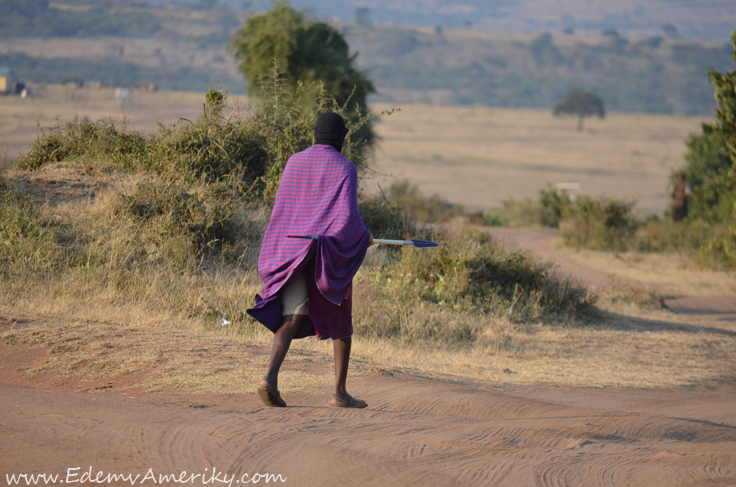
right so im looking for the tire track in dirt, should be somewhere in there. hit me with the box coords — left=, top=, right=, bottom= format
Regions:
left=3, top=373, right=736, bottom=487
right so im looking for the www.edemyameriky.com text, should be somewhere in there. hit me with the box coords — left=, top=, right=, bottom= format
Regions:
left=5, top=467, right=287, bottom=486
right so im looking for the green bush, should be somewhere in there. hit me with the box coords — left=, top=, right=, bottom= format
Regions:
left=633, top=218, right=715, bottom=252
left=18, top=120, right=147, bottom=171
left=368, top=227, right=595, bottom=323
left=560, top=196, right=638, bottom=251
left=18, top=70, right=376, bottom=205
left=699, top=230, right=736, bottom=270
left=479, top=186, right=571, bottom=228
left=384, top=180, right=464, bottom=223
left=358, top=193, right=417, bottom=240
left=537, top=186, right=572, bottom=227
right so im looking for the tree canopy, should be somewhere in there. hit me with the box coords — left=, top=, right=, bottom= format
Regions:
left=228, top=1, right=376, bottom=114
left=679, top=31, right=736, bottom=223
left=553, top=89, right=605, bottom=131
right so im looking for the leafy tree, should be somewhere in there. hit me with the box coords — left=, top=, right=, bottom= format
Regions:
left=678, top=31, right=736, bottom=223
left=681, top=130, right=731, bottom=196
left=228, top=1, right=376, bottom=143
left=709, top=31, right=736, bottom=165
left=553, top=89, right=605, bottom=131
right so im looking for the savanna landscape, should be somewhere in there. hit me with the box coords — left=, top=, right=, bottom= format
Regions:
left=2, top=1, right=736, bottom=486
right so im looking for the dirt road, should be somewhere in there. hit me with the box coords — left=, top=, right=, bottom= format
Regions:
left=487, top=227, right=736, bottom=321
left=3, top=372, right=736, bottom=487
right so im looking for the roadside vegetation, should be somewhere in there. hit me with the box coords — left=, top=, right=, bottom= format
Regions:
left=0, top=67, right=596, bottom=367
left=477, top=32, right=736, bottom=271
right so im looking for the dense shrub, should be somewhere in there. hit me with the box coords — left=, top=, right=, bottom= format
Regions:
left=19, top=69, right=376, bottom=200
left=633, top=218, right=714, bottom=252
left=358, top=193, right=417, bottom=240
left=19, top=121, right=147, bottom=171
left=479, top=186, right=571, bottom=228
left=384, top=180, right=464, bottom=223
left=560, top=196, right=638, bottom=251
left=699, top=230, right=736, bottom=270
left=366, top=227, right=595, bottom=326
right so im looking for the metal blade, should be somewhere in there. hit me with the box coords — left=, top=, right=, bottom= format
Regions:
left=410, top=239, right=440, bottom=248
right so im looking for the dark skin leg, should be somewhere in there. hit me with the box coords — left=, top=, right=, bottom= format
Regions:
left=258, top=314, right=302, bottom=392
left=332, top=336, right=351, bottom=397
left=259, top=319, right=362, bottom=406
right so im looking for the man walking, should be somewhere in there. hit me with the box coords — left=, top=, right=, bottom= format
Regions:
left=671, top=173, right=691, bottom=222
left=248, top=112, right=372, bottom=408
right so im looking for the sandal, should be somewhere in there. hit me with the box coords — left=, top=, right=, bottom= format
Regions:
left=331, top=392, right=367, bottom=409
left=257, top=376, right=286, bottom=407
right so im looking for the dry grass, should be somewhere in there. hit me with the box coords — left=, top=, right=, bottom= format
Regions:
left=367, top=103, right=707, bottom=215
left=0, top=85, right=248, bottom=161
left=352, top=315, right=736, bottom=388
left=3, top=298, right=736, bottom=392
left=558, top=245, right=736, bottom=297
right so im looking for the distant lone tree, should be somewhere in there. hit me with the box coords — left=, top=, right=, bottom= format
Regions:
left=553, top=89, right=605, bottom=132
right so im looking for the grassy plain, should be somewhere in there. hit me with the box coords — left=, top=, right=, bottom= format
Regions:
left=1, top=90, right=702, bottom=215
left=2, top=87, right=734, bottom=393
left=368, top=103, right=707, bottom=215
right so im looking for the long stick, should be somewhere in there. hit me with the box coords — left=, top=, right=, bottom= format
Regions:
left=286, top=235, right=439, bottom=249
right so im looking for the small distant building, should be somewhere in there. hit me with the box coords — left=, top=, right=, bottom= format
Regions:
left=0, top=67, right=14, bottom=94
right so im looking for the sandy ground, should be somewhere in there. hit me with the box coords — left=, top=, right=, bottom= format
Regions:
left=2, top=369, right=736, bottom=487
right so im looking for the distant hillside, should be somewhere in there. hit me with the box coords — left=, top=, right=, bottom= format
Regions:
left=0, top=0, right=239, bottom=42
left=1, top=0, right=733, bottom=115
left=348, top=25, right=734, bottom=115
left=283, top=0, right=735, bottom=41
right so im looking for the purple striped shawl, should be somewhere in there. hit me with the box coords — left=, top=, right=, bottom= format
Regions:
left=247, top=145, right=371, bottom=338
